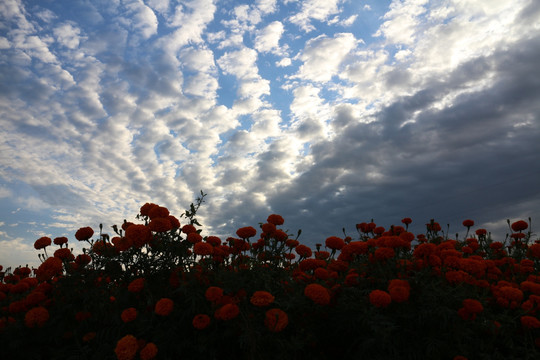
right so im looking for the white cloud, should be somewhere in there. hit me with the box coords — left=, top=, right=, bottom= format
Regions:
left=256, top=0, right=277, bottom=15
left=0, top=37, right=10, bottom=49
left=289, top=0, right=343, bottom=32
left=296, top=33, right=358, bottom=82
left=53, top=23, right=83, bottom=49
left=276, top=57, right=292, bottom=67
left=124, top=0, right=159, bottom=40
left=374, top=0, right=428, bottom=45
left=217, top=48, right=259, bottom=79
left=254, top=21, right=284, bottom=54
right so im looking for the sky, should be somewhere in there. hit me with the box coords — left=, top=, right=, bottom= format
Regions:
left=1, top=0, right=539, bottom=270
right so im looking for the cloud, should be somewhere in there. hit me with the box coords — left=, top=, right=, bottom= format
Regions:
left=289, top=0, right=343, bottom=32
left=254, top=21, right=284, bottom=54
left=123, top=0, right=159, bottom=40
left=295, top=32, right=358, bottom=82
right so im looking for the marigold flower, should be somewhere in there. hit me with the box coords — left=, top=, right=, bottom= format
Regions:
left=148, top=217, right=172, bottom=232
left=521, top=315, right=540, bottom=329
left=140, top=342, right=158, bottom=360
left=250, top=291, right=275, bottom=307
left=205, top=286, right=224, bottom=303
left=75, top=227, right=94, bottom=241
left=121, top=308, right=138, bottom=323
left=75, top=254, right=91, bottom=266
left=182, top=224, right=197, bottom=234
left=374, top=247, right=395, bottom=261
left=125, top=224, right=152, bottom=248
left=388, top=279, right=410, bottom=303
left=206, top=236, right=221, bottom=246
left=215, top=303, right=240, bottom=320
left=528, top=244, right=540, bottom=259
left=24, top=306, right=49, bottom=328
left=325, top=236, right=345, bottom=250
left=369, top=290, right=392, bottom=308
left=261, top=222, right=276, bottom=235
left=401, top=217, right=412, bottom=225
left=140, top=203, right=158, bottom=216
left=34, top=237, right=52, bottom=250
left=192, top=314, right=211, bottom=330
left=36, top=256, right=63, bottom=282
left=154, top=298, right=174, bottom=316
left=295, top=244, right=312, bottom=258
left=187, top=232, right=203, bottom=244
left=236, top=226, right=257, bottom=239
left=127, top=278, right=145, bottom=293
left=304, top=283, right=331, bottom=305
left=115, top=335, right=138, bottom=360
left=462, top=219, right=474, bottom=227
left=475, top=228, right=487, bottom=236
left=511, top=220, right=528, bottom=232
left=168, top=215, right=180, bottom=229
left=148, top=205, right=169, bottom=220
left=267, top=214, right=285, bottom=225
left=194, top=242, right=214, bottom=256
left=54, top=248, right=74, bottom=261
left=53, top=236, right=68, bottom=246
left=265, top=308, right=288, bottom=332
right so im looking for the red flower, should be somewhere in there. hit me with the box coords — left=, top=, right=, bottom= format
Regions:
left=115, top=334, right=138, bottom=360
left=35, top=256, right=63, bottom=282
left=528, top=244, right=540, bottom=259
left=521, top=315, right=540, bottom=329
left=511, top=220, right=528, bottom=232
left=250, top=291, right=275, bottom=307
left=34, top=237, right=51, bottom=250
left=127, top=278, right=145, bottom=293
left=192, top=314, right=211, bottom=330
left=75, top=227, right=94, bottom=241
left=295, top=244, right=312, bottom=258
left=475, top=228, right=487, bottom=236
left=75, top=254, right=91, bottom=266
left=53, top=237, right=68, bottom=246
left=187, top=232, right=203, bottom=244
left=304, top=283, right=331, bottom=305
left=206, top=236, right=221, bottom=246
left=24, top=306, right=49, bottom=328
left=388, top=279, right=410, bottom=303
left=215, top=303, right=240, bottom=320
left=182, top=224, right=197, bottom=234
left=205, top=286, right=224, bottom=303
left=121, top=308, right=138, bottom=323
left=401, top=217, right=412, bottom=225
left=462, top=219, right=474, bottom=227
left=267, top=214, right=285, bottom=225
left=325, top=236, right=345, bottom=250
left=369, top=290, right=391, bottom=308
left=140, top=203, right=158, bottom=217
left=125, top=224, right=152, bottom=248
left=147, top=205, right=169, bottom=220
left=236, top=226, right=257, bottom=239
left=155, top=298, right=174, bottom=316
left=148, top=217, right=172, bottom=232
left=168, top=215, right=180, bottom=229
left=54, top=248, right=74, bottom=261
left=374, top=247, right=395, bottom=261
left=194, top=242, right=213, bottom=256
left=265, top=308, right=288, bottom=332
left=140, top=342, right=158, bottom=360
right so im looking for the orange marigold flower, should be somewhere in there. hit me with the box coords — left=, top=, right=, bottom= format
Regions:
left=265, top=308, right=288, bottom=332
left=205, top=286, right=224, bottom=303
left=121, top=308, right=138, bottom=323
left=34, top=237, right=51, bottom=250
left=35, top=256, right=63, bottom=282
left=206, top=236, right=221, bottom=246
left=54, top=248, right=74, bottom=261
left=154, top=298, right=174, bottom=316
left=267, top=214, right=285, bottom=225
left=192, top=314, right=211, bottom=330
left=24, top=306, right=49, bottom=328
left=521, top=315, right=540, bottom=329
left=75, top=227, right=94, bottom=241
left=304, top=283, right=331, bottom=305
left=261, top=222, right=276, bottom=235
left=115, top=335, right=138, bottom=360
left=75, top=254, right=91, bottom=266
left=369, top=289, right=392, bottom=308
left=401, top=217, right=412, bottom=225
left=511, top=220, right=528, bottom=232
left=215, top=303, right=240, bottom=320
left=388, top=285, right=410, bottom=303
left=528, top=244, right=540, bottom=259
left=374, top=247, right=395, bottom=261
left=140, top=203, right=158, bottom=217
left=463, top=299, right=483, bottom=313
left=325, top=236, right=345, bottom=250
left=194, top=242, right=214, bottom=256
left=140, top=342, right=158, bottom=360
left=250, top=291, right=275, bottom=307
left=236, top=226, right=257, bottom=239
left=127, top=278, right=145, bottom=293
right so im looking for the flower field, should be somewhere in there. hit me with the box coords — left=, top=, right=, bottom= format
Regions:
left=1, top=193, right=540, bottom=360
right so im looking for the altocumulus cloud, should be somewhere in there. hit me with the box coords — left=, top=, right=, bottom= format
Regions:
left=0, top=0, right=539, bottom=269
